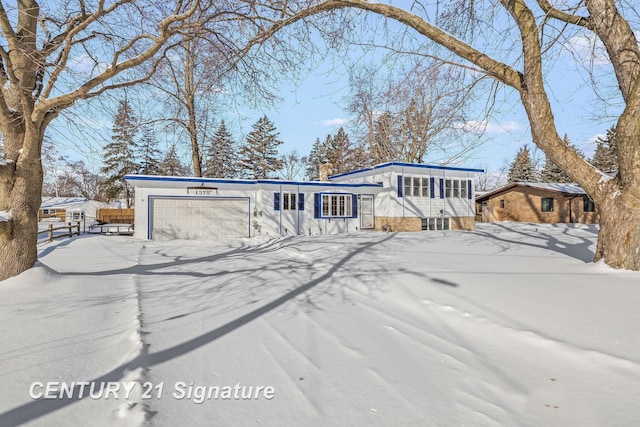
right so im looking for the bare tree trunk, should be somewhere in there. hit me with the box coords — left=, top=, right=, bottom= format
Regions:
left=185, top=38, right=202, bottom=177
left=595, top=194, right=640, bottom=270
left=0, top=131, right=44, bottom=281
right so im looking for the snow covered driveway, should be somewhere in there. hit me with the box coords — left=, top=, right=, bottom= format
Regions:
left=1, top=223, right=639, bottom=426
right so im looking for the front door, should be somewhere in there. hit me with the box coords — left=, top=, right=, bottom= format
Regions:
left=360, top=195, right=374, bottom=229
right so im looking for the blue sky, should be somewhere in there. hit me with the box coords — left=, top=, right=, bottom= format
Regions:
left=48, top=6, right=625, bottom=178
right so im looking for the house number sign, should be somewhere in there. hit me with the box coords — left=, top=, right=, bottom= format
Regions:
left=187, top=187, right=218, bottom=196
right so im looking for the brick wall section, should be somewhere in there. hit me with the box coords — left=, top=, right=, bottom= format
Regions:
left=480, top=187, right=599, bottom=224
left=374, top=216, right=475, bottom=232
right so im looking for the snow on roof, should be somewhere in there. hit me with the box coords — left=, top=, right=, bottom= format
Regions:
left=40, top=197, right=88, bottom=209
left=518, top=182, right=586, bottom=194
left=476, top=182, right=587, bottom=201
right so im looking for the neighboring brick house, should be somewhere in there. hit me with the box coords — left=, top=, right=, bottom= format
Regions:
left=475, top=182, right=599, bottom=224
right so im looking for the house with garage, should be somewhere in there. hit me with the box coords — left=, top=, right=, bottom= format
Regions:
left=124, top=162, right=483, bottom=240
left=475, top=182, right=599, bottom=224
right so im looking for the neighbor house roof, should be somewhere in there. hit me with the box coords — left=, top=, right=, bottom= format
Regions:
left=40, top=197, right=87, bottom=209
left=476, top=182, right=587, bottom=202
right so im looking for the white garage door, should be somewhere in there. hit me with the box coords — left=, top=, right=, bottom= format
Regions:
left=151, top=197, right=249, bottom=240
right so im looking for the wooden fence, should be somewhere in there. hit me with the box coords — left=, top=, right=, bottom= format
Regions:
left=38, top=222, right=81, bottom=243
left=97, top=208, right=135, bottom=224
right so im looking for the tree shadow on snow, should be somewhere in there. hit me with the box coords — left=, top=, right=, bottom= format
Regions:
left=0, top=233, right=397, bottom=426
left=470, top=222, right=597, bottom=263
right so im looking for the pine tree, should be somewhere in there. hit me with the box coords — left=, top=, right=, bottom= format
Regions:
left=305, top=138, right=327, bottom=180
left=326, top=127, right=352, bottom=175
left=238, top=115, right=284, bottom=179
left=591, top=126, right=618, bottom=174
left=540, top=135, right=577, bottom=183
left=507, top=145, right=538, bottom=182
left=158, top=144, right=189, bottom=176
left=138, top=125, right=162, bottom=175
left=100, top=99, right=140, bottom=207
left=203, top=120, right=238, bottom=178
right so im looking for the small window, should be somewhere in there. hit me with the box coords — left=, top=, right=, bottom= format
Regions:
left=453, top=180, right=460, bottom=198
left=424, top=217, right=450, bottom=231
left=583, top=197, right=596, bottom=213
left=499, top=199, right=505, bottom=209
left=541, top=198, right=554, bottom=212
left=445, top=179, right=452, bottom=198
left=461, top=180, right=468, bottom=199
left=421, top=179, right=429, bottom=197
left=404, top=177, right=411, bottom=198
left=282, top=193, right=296, bottom=210
left=413, top=177, right=421, bottom=197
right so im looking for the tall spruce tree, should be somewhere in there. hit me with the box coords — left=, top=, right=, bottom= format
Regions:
left=507, top=145, right=538, bottom=183
left=326, top=127, right=355, bottom=175
left=100, top=99, right=140, bottom=207
left=138, top=125, right=162, bottom=175
left=305, top=138, right=327, bottom=180
left=238, top=115, right=284, bottom=179
left=158, top=144, right=189, bottom=176
left=591, top=126, right=618, bottom=174
left=203, top=120, right=238, bottom=178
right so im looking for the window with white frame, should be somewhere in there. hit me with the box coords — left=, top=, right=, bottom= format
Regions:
left=444, top=179, right=468, bottom=198
left=282, top=193, right=297, bottom=210
left=424, top=217, right=450, bottom=231
left=321, top=194, right=352, bottom=217
left=403, top=176, right=429, bottom=197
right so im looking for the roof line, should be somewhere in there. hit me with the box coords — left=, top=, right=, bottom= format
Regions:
left=475, top=182, right=586, bottom=201
left=124, top=175, right=382, bottom=188
left=328, top=162, right=485, bottom=179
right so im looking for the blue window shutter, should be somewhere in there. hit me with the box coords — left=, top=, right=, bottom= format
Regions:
left=397, top=175, right=403, bottom=197
left=468, top=180, right=472, bottom=199
left=314, top=193, right=320, bottom=218
left=430, top=177, right=435, bottom=199
left=439, top=178, right=444, bottom=198
left=274, top=192, right=280, bottom=210
left=351, top=195, right=358, bottom=218
left=298, top=193, right=305, bottom=210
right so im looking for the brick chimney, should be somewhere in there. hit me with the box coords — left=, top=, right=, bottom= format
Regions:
left=319, top=163, right=334, bottom=181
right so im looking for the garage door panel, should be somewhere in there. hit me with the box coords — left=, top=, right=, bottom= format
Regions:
left=151, top=198, right=249, bottom=240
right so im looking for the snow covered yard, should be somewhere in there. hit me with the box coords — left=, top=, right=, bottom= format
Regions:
left=1, top=223, right=639, bottom=427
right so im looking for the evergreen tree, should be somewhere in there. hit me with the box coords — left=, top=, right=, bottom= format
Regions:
left=540, top=135, right=579, bottom=182
left=158, top=144, right=189, bottom=176
left=306, top=128, right=368, bottom=180
left=326, top=127, right=352, bottom=175
left=507, top=145, right=538, bottom=182
left=305, top=137, right=327, bottom=180
left=591, top=126, right=618, bottom=174
left=238, top=115, right=284, bottom=179
left=138, top=125, right=162, bottom=175
left=100, top=99, right=140, bottom=207
left=203, top=120, right=238, bottom=178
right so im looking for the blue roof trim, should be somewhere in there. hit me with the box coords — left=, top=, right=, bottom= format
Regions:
left=328, top=162, right=485, bottom=179
left=125, top=175, right=382, bottom=188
